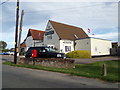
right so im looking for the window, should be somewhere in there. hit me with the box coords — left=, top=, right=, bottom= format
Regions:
left=39, top=48, right=47, bottom=52
left=65, top=46, right=71, bottom=52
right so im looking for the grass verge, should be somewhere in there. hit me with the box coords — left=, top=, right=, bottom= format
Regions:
left=3, top=60, right=120, bottom=82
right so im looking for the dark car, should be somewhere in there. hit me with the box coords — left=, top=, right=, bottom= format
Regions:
left=25, top=46, right=65, bottom=58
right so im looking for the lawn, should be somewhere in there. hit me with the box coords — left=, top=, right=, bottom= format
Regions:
left=3, top=60, right=120, bottom=82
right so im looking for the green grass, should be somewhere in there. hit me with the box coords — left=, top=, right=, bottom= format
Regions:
left=3, top=60, right=120, bottom=82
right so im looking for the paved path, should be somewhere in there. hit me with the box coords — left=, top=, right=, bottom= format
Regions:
left=2, top=65, right=119, bottom=88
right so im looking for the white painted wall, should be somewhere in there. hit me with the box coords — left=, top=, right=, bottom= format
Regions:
left=25, top=36, right=34, bottom=47
left=25, top=36, right=44, bottom=51
left=44, top=21, right=60, bottom=51
left=24, top=36, right=33, bottom=51
left=91, top=38, right=112, bottom=56
left=60, top=40, right=74, bottom=53
left=75, top=39, right=91, bottom=52
left=44, top=21, right=75, bottom=53
left=75, top=38, right=112, bottom=56
left=34, top=40, right=44, bottom=46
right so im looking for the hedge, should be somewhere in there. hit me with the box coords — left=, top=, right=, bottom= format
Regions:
left=66, top=50, right=92, bottom=58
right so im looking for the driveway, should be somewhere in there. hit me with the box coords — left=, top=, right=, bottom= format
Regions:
left=68, top=56, right=119, bottom=64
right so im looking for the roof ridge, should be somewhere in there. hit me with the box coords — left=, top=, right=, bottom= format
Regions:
left=29, top=28, right=45, bottom=32
left=49, top=20, right=83, bottom=30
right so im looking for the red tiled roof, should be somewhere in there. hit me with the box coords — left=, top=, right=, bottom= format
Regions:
left=49, top=20, right=89, bottom=40
left=20, top=38, right=26, bottom=48
left=27, top=29, right=45, bottom=40
left=20, top=42, right=26, bottom=48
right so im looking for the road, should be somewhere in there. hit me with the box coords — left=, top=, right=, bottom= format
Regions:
left=2, top=65, right=119, bottom=88
left=1, top=55, right=14, bottom=62
left=1, top=55, right=119, bottom=88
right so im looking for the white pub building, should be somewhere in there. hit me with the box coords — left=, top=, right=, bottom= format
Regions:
left=43, top=20, right=88, bottom=53
left=43, top=20, right=112, bottom=56
left=22, top=20, right=112, bottom=56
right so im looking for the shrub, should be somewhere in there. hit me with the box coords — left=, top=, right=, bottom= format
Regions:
left=2, top=49, right=10, bottom=52
left=66, top=50, right=92, bottom=58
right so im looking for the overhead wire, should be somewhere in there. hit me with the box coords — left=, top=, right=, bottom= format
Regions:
left=24, top=3, right=107, bottom=14
left=0, top=0, right=9, bottom=5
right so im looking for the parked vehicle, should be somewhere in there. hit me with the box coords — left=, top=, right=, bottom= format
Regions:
left=0, top=51, right=14, bottom=55
left=7, top=51, right=14, bottom=55
left=0, top=52, right=9, bottom=55
left=25, top=46, right=65, bottom=58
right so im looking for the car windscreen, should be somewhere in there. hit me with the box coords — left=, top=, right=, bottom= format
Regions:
left=44, top=47, right=57, bottom=52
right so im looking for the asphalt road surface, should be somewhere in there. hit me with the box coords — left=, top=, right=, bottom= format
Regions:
left=1, top=55, right=14, bottom=62
left=2, top=65, right=119, bottom=88
left=1, top=55, right=119, bottom=88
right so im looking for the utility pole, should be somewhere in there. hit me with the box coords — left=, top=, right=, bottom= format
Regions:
left=18, top=10, right=24, bottom=56
left=14, top=0, right=19, bottom=64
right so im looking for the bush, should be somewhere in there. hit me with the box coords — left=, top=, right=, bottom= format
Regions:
left=66, top=50, right=92, bottom=58
left=2, top=49, right=10, bottom=52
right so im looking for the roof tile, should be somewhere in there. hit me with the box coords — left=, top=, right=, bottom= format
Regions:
left=49, top=20, right=89, bottom=40
left=28, top=29, right=45, bottom=40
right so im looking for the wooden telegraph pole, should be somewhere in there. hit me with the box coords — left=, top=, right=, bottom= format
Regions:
left=14, top=0, right=19, bottom=64
left=18, top=10, right=24, bottom=56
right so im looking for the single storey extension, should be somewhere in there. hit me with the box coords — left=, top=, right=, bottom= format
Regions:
left=75, top=37, right=112, bottom=56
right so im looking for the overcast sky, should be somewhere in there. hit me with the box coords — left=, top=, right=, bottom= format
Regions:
left=0, top=0, right=119, bottom=49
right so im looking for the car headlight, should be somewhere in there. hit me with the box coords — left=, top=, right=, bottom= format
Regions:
left=57, top=54, right=62, bottom=57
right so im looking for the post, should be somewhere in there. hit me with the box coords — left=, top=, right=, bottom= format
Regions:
left=18, top=10, right=24, bottom=56
left=102, top=64, right=107, bottom=76
left=14, top=0, right=19, bottom=64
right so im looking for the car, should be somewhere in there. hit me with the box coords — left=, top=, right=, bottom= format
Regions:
left=7, top=51, right=14, bottom=55
left=0, top=52, right=9, bottom=55
left=25, top=46, right=66, bottom=58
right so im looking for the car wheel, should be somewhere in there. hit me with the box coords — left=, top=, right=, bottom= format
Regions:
left=25, top=55, right=30, bottom=58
